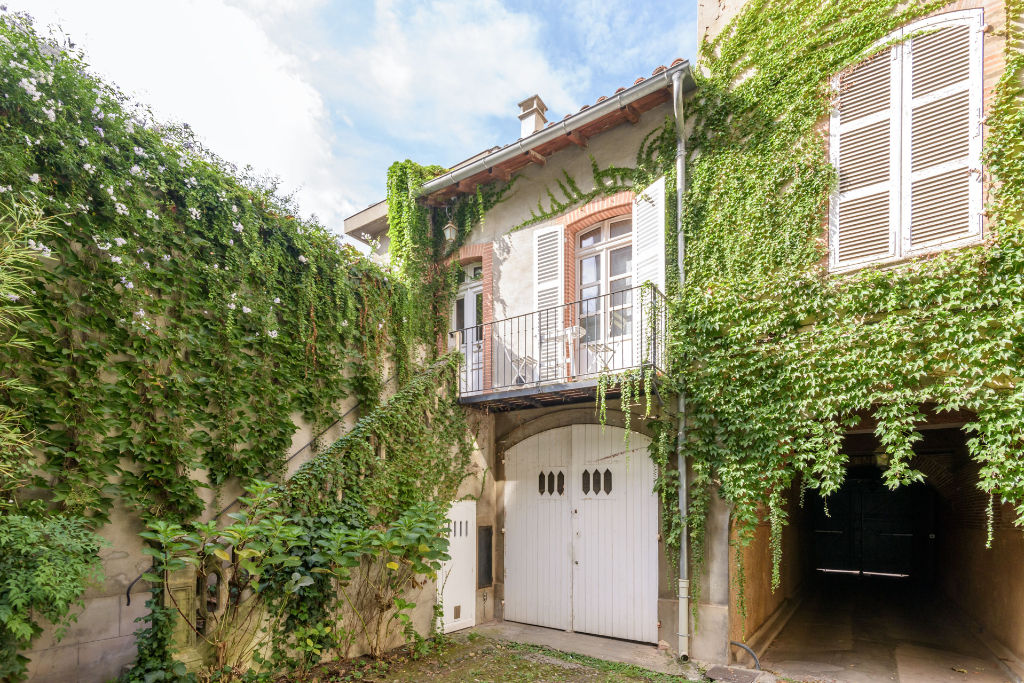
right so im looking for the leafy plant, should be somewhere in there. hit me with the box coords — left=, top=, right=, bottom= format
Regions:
left=0, top=514, right=103, bottom=681
left=141, top=481, right=308, bottom=677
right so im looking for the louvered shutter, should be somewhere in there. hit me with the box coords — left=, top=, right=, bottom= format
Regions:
left=632, top=175, right=666, bottom=292
left=831, top=47, right=900, bottom=270
left=533, top=224, right=564, bottom=381
left=632, top=176, right=665, bottom=367
left=903, top=13, right=983, bottom=253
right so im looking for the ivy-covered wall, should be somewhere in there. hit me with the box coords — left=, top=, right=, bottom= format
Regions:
left=0, top=13, right=474, bottom=681
left=681, top=0, right=1023, bottom=651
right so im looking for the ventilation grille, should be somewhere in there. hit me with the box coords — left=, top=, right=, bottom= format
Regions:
left=911, top=91, right=969, bottom=171
left=910, top=168, right=970, bottom=248
left=912, top=25, right=970, bottom=98
left=837, top=192, right=891, bottom=263
left=840, top=52, right=891, bottom=122
left=839, top=120, right=890, bottom=192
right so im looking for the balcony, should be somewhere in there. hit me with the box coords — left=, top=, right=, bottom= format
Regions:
left=448, top=284, right=667, bottom=411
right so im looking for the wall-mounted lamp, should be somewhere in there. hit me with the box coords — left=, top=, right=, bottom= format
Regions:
left=442, top=221, right=457, bottom=245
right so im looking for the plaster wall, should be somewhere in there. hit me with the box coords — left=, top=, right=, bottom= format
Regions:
left=483, top=102, right=673, bottom=322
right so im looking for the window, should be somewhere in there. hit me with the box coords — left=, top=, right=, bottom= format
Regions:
left=829, top=10, right=983, bottom=272
left=577, top=217, right=632, bottom=343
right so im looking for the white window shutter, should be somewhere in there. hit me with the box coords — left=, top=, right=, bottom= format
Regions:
left=903, top=13, right=983, bottom=253
left=632, top=175, right=666, bottom=292
left=533, top=223, right=564, bottom=381
left=831, top=47, right=900, bottom=270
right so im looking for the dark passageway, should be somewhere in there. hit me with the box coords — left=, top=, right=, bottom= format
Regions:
left=758, top=427, right=1019, bottom=682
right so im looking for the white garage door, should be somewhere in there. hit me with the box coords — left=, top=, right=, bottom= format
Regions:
left=503, top=424, right=658, bottom=643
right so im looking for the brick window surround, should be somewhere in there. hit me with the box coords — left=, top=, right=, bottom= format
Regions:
left=562, top=190, right=635, bottom=306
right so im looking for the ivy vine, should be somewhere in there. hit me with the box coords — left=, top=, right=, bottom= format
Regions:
left=676, top=0, right=1024, bottom=611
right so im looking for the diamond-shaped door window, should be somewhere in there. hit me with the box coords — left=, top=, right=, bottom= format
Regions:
left=593, top=469, right=602, bottom=494
left=582, top=470, right=590, bottom=494
left=604, top=469, right=613, bottom=494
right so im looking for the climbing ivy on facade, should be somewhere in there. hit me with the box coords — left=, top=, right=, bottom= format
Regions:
left=676, top=0, right=1024, bottom=607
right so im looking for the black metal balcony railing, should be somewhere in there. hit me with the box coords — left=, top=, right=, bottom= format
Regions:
left=448, top=284, right=666, bottom=397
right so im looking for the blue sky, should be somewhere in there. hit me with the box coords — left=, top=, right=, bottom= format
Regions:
left=24, top=1, right=697, bottom=233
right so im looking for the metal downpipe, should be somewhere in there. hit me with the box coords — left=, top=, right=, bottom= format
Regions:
left=672, top=69, right=690, bottom=661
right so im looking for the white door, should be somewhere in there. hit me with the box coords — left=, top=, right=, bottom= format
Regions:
left=438, top=500, right=477, bottom=633
left=453, top=283, right=483, bottom=393
left=503, top=428, right=572, bottom=630
left=504, top=425, right=657, bottom=643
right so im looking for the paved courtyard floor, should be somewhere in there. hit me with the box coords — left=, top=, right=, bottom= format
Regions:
left=761, top=575, right=1014, bottom=683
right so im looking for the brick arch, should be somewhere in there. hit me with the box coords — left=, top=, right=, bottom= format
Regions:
left=562, top=191, right=634, bottom=305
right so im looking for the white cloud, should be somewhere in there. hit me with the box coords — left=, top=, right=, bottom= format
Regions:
left=22, top=0, right=357, bottom=232
left=306, top=0, right=584, bottom=151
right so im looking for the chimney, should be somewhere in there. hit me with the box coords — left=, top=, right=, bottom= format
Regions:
left=517, top=94, right=548, bottom=138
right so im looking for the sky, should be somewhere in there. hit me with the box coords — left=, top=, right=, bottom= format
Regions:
left=20, top=0, right=697, bottom=236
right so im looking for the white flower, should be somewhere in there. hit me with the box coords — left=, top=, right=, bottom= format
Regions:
left=133, top=146, right=147, bottom=158
left=130, top=165, right=142, bottom=176
left=227, top=302, right=235, bottom=310
left=228, top=239, right=234, bottom=246
left=18, top=78, right=41, bottom=101
left=230, top=292, right=238, bottom=299
left=42, top=107, right=55, bottom=122
left=268, top=329, right=278, bottom=338
left=232, top=221, right=243, bottom=233
left=83, top=163, right=95, bottom=175
left=184, top=176, right=197, bottom=188
left=115, top=203, right=129, bottom=216
left=135, top=308, right=146, bottom=318
left=146, top=210, right=158, bottom=220
left=78, top=138, right=88, bottom=147
left=298, top=255, right=308, bottom=264
left=5, top=293, right=20, bottom=302
left=114, top=237, right=127, bottom=247
left=143, top=262, right=150, bottom=270
left=28, top=173, right=39, bottom=183
left=120, top=277, right=134, bottom=290
left=162, top=254, right=171, bottom=262
left=214, top=263, right=220, bottom=270
left=111, top=255, right=123, bottom=264
left=94, top=126, right=104, bottom=138
left=273, top=297, right=281, bottom=304
left=242, top=306, right=251, bottom=314
left=342, top=319, right=349, bottom=327
left=189, top=207, right=201, bottom=220
left=0, top=186, right=11, bottom=193
left=231, top=205, right=239, bottom=213
left=97, top=242, right=111, bottom=251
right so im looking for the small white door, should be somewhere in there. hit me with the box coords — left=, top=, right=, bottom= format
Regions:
left=438, top=500, right=477, bottom=633
left=503, top=425, right=657, bottom=643
left=452, top=283, right=483, bottom=393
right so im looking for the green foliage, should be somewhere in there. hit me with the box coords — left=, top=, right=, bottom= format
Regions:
left=0, top=13, right=412, bottom=525
left=511, top=117, right=678, bottom=233
left=283, top=353, right=472, bottom=525
left=386, top=160, right=513, bottom=349
left=0, top=514, right=103, bottom=681
left=677, top=0, right=1024, bottom=610
left=120, top=599, right=195, bottom=683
